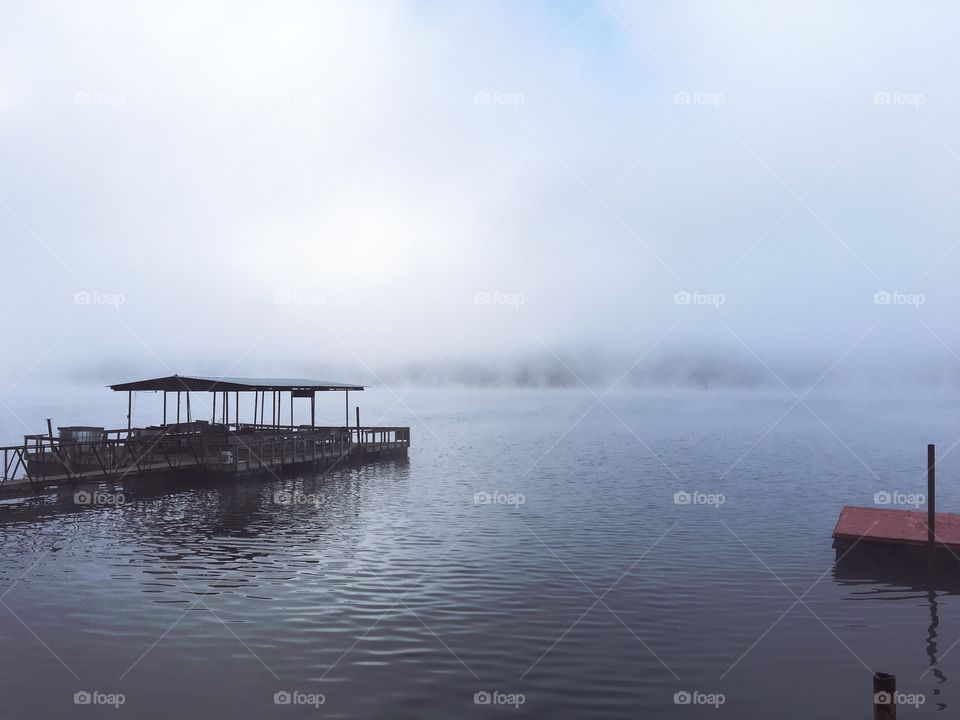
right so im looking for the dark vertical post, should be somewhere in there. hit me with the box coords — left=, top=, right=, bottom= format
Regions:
left=46, top=419, right=53, bottom=438
left=163, top=391, right=167, bottom=426
left=290, top=391, right=293, bottom=426
left=212, top=391, right=217, bottom=424
left=873, top=672, right=896, bottom=719
left=928, top=444, right=936, bottom=570
left=235, top=391, right=240, bottom=427
left=177, top=392, right=181, bottom=425
left=225, top=391, right=229, bottom=428
left=254, top=392, right=258, bottom=427
left=310, top=392, right=315, bottom=427
left=186, top=392, right=191, bottom=423
left=345, top=390, right=349, bottom=427
left=127, top=391, right=132, bottom=432
left=356, top=407, right=360, bottom=431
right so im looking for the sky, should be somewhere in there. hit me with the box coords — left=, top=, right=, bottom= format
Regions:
left=1, top=0, right=960, bottom=391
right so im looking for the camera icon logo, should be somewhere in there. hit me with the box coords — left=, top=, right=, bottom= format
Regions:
left=674, top=691, right=692, bottom=704
left=874, top=491, right=892, bottom=505
left=274, top=691, right=292, bottom=705
left=474, top=691, right=492, bottom=705
left=74, top=491, right=92, bottom=505
left=674, top=491, right=692, bottom=505
left=874, top=691, right=892, bottom=705
left=74, top=691, right=92, bottom=705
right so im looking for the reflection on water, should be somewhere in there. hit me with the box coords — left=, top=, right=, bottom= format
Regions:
left=927, top=589, right=947, bottom=710
left=1, top=389, right=960, bottom=719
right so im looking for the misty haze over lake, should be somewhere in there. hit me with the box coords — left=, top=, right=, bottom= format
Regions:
left=1, top=1, right=959, bottom=390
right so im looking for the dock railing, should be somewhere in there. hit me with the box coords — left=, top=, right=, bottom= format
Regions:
left=1, top=423, right=410, bottom=491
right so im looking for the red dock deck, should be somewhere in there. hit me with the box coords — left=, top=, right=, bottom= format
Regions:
left=833, top=505, right=960, bottom=559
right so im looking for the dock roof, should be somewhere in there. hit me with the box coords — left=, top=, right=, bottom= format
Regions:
left=109, top=375, right=364, bottom=392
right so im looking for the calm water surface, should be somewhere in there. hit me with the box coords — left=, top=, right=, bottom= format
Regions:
left=1, top=387, right=959, bottom=718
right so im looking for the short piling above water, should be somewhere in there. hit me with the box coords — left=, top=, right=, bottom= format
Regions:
left=873, top=673, right=896, bottom=719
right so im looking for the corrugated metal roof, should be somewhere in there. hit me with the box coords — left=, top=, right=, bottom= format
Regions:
left=109, top=375, right=364, bottom=392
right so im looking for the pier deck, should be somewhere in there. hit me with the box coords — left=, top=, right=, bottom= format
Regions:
left=833, top=505, right=960, bottom=566
left=1, top=424, right=409, bottom=500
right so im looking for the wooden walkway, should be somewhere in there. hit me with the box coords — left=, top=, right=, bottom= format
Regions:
left=0, top=424, right=409, bottom=500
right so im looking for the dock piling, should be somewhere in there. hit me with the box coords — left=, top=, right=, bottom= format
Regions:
left=873, top=672, right=896, bottom=719
left=928, top=444, right=936, bottom=571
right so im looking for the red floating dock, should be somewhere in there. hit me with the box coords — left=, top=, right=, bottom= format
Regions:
left=833, top=505, right=960, bottom=565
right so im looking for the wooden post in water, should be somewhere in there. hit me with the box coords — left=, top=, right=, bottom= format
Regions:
left=127, top=391, right=132, bottom=432
left=356, top=407, right=360, bottom=435
left=345, top=390, right=349, bottom=427
left=928, top=444, right=936, bottom=571
left=163, top=391, right=167, bottom=426
left=310, top=392, right=315, bottom=427
left=873, top=672, right=896, bottom=719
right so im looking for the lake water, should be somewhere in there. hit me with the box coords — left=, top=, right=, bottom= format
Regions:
left=0, top=386, right=958, bottom=718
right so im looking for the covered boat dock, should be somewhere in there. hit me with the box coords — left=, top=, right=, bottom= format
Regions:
left=0, top=375, right=410, bottom=498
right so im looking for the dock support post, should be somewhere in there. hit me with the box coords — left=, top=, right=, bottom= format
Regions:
left=345, top=390, right=349, bottom=427
left=254, top=392, right=258, bottom=428
left=127, top=391, right=132, bottom=433
left=311, top=392, right=315, bottom=427
left=177, top=391, right=181, bottom=425
left=289, top=391, right=293, bottom=427
left=212, top=392, right=217, bottom=424
left=928, top=444, right=936, bottom=571
left=186, top=391, right=191, bottom=423
left=873, top=672, right=896, bottom=719
left=356, top=407, right=360, bottom=432
left=163, top=391, right=167, bottom=426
